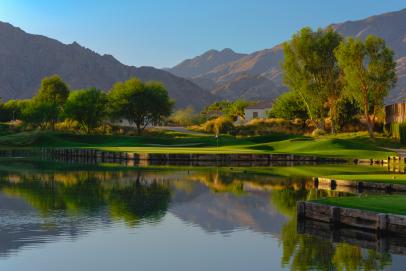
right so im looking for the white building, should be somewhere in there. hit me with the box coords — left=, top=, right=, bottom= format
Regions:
left=244, top=101, right=273, bottom=121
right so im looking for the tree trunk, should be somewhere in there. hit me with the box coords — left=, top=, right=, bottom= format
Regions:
left=366, top=118, right=375, bottom=138
left=364, top=97, right=374, bottom=138
left=318, top=105, right=325, bottom=131
left=136, top=123, right=142, bottom=136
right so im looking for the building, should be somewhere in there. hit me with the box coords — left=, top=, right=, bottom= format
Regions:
left=244, top=101, right=273, bottom=122
left=385, top=101, right=406, bottom=124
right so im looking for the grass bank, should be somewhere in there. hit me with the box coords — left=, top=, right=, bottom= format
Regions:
left=314, top=195, right=406, bottom=215
left=0, top=130, right=398, bottom=159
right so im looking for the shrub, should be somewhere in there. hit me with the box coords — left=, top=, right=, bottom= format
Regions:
left=200, top=116, right=235, bottom=134
left=400, top=123, right=406, bottom=145
left=311, top=128, right=326, bottom=137
left=168, top=106, right=201, bottom=126
left=55, top=119, right=81, bottom=132
left=236, top=118, right=307, bottom=136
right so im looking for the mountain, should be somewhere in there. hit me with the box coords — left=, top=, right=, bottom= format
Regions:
left=212, top=73, right=285, bottom=100
left=0, top=22, right=216, bottom=109
left=167, top=8, right=406, bottom=104
left=166, top=48, right=247, bottom=79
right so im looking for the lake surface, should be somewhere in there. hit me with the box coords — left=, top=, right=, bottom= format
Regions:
left=0, top=159, right=405, bottom=270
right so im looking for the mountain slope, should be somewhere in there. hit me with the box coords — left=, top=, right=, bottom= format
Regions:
left=0, top=22, right=215, bottom=109
left=166, top=48, right=247, bottom=79
left=212, top=74, right=284, bottom=100
left=167, top=8, right=406, bottom=104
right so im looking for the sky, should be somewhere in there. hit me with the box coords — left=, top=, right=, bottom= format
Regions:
left=0, top=0, right=405, bottom=68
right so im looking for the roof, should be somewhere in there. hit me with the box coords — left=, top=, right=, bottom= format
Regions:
left=246, top=100, right=273, bottom=110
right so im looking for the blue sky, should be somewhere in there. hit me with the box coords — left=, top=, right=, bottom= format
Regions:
left=0, top=0, right=405, bottom=68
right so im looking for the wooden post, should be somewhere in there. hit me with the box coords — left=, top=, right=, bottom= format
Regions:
left=297, top=201, right=306, bottom=219
left=377, top=213, right=388, bottom=233
left=330, top=206, right=340, bottom=226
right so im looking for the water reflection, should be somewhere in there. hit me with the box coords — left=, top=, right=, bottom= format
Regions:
left=0, top=161, right=404, bottom=270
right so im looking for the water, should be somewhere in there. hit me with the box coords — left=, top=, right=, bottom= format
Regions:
left=0, top=159, right=405, bottom=270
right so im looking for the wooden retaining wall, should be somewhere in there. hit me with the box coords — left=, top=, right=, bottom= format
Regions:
left=297, top=201, right=406, bottom=235
left=39, top=148, right=349, bottom=163
left=314, top=177, right=406, bottom=192
left=297, top=219, right=406, bottom=255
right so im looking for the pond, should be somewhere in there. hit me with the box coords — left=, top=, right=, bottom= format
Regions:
left=0, top=159, right=405, bottom=270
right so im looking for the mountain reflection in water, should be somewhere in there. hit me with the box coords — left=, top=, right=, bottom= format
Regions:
left=0, top=162, right=405, bottom=270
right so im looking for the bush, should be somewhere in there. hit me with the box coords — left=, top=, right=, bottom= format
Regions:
left=197, top=116, right=235, bottom=134
left=55, top=119, right=81, bottom=133
left=392, top=122, right=406, bottom=145
left=268, top=91, right=308, bottom=120
left=236, top=118, right=307, bottom=136
left=168, top=106, right=201, bottom=126
left=311, top=128, right=326, bottom=137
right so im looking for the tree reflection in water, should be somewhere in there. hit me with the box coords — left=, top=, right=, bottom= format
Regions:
left=0, top=167, right=397, bottom=270
left=0, top=171, right=171, bottom=226
left=271, top=186, right=392, bottom=271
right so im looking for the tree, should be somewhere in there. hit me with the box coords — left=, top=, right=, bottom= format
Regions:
left=268, top=91, right=309, bottom=120
left=169, top=106, right=198, bottom=126
left=0, top=99, right=28, bottom=122
left=35, top=75, right=70, bottom=128
left=36, top=75, right=70, bottom=106
left=21, top=100, right=59, bottom=128
left=202, top=99, right=250, bottom=121
left=282, top=27, right=343, bottom=132
left=108, top=77, right=173, bottom=135
left=63, top=88, right=108, bottom=133
left=335, top=35, right=397, bottom=137
left=225, top=99, right=250, bottom=121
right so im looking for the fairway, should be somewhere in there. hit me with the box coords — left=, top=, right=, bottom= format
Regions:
left=0, top=130, right=397, bottom=159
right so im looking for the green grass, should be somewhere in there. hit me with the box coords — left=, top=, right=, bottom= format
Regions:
left=0, top=130, right=398, bottom=159
left=324, top=173, right=406, bottom=184
left=314, top=195, right=406, bottom=215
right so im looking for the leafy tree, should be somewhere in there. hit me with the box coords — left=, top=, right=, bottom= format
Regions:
left=36, top=75, right=70, bottom=106
left=21, top=100, right=59, bottom=128
left=225, top=99, right=250, bottom=121
left=336, top=96, right=361, bottom=130
left=169, top=106, right=199, bottom=126
left=268, top=91, right=308, bottom=120
left=108, top=77, right=173, bottom=135
left=202, top=99, right=250, bottom=121
left=282, top=27, right=343, bottom=132
left=335, top=35, right=397, bottom=138
left=63, top=88, right=108, bottom=133
left=0, top=99, right=28, bottom=122
left=35, top=75, right=70, bottom=128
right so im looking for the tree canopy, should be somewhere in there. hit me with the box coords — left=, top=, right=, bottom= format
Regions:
left=335, top=35, right=397, bottom=137
left=268, top=91, right=308, bottom=120
left=63, top=88, right=108, bottom=133
left=108, top=77, right=173, bottom=135
left=282, top=27, right=343, bottom=132
left=36, top=75, right=70, bottom=106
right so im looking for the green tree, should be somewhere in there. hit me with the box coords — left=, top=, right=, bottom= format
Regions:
left=35, top=75, right=70, bottom=128
left=282, top=27, right=343, bottom=132
left=0, top=99, right=28, bottom=121
left=63, top=88, right=108, bottom=133
left=21, top=100, right=59, bottom=128
left=225, top=99, right=250, bottom=121
left=108, top=77, right=173, bottom=135
left=335, top=35, right=397, bottom=138
left=169, top=106, right=198, bottom=126
left=36, top=75, right=70, bottom=106
left=202, top=100, right=250, bottom=121
left=268, top=91, right=309, bottom=120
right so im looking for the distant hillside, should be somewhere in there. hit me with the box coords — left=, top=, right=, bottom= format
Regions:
left=166, top=48, right=246, bottom=79
left=0, top=22, right=216, bottom=109
left=167, top=8, right=406, bottom=104
left=212, top=74, right=284, bottom=100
